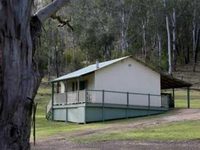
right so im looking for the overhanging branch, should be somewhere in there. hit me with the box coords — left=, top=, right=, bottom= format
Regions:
left=51, top=14, right=73, bottom=30
left=35, top=0, right=70, bottom=23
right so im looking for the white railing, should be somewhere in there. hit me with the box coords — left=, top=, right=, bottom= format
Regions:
left=53, top=90, right=86, bottom=105
left=47, top=90, right=169, bottom=114
left=54, top=93, right=66, bottom=105
left=86, top=90, right=169, bottom=108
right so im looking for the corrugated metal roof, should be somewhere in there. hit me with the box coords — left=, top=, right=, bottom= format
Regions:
left=51, top=56, right=130, bottom=82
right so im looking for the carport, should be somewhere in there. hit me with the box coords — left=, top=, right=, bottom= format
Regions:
left=161, top=74, right=192, bottom=108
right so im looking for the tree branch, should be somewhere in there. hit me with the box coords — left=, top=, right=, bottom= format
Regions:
left=35, top=0, right=70, bottom=23
left=51, top=14, right=73, bottom=30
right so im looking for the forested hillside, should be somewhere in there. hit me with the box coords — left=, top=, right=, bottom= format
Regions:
left=35, top=0, right=200, bottom=78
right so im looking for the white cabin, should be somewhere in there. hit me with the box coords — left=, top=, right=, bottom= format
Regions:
left=47, top=56, right=191, bottom=123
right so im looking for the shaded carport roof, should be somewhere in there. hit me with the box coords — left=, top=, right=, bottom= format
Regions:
left=161, top=74, right=192, bottom=89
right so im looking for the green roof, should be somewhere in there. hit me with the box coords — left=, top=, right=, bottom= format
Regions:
left=51, top=56, right=130, bottom=82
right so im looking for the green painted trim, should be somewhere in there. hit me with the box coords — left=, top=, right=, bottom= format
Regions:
left=102, top=90, right=105, bottom=122
left=85, top=106, right=167, bottom=123
left=53, top=103, right=168, bottom=112
left=86, top=103, right=168, bottom=111
left=52, top=102, right=168, bottom=123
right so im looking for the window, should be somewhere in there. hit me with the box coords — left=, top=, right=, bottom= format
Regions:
left=80, top=81, right=87, bottom=90
left=72, top=80, right=87, bottom=91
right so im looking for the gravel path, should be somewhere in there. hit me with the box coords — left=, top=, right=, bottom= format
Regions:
left=31, top=109, right=200, bottom=150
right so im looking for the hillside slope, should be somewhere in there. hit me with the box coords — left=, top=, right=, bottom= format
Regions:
left=173, top=61, right=200, bottom=89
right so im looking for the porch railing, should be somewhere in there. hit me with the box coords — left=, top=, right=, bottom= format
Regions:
left=51, top=90, right=169, bottom=108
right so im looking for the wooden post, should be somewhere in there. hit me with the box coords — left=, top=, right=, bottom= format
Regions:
left=65, top=80, right=68, bottom=105
left=126, top=92, right=129, bottom=118
left=148, top=94, right=150, bottom=109
left=102, top=90, right=105, bottom=122
left=33, top=103, right=37, bottom=146
left=85, top=89, right=87, bottom=103
left=52, top=83, right=54, bottom=120
left=65, top=81, right=68, bottom=123
left=77, top=78, right=80, bottom=103
left=66, top=108, right=68, bottom=123
left=148, top=94, right=150, bottom=116
left=84, top=89, right=87, bottom=124
left=187, top=87, right=190, bottom=108
left=172, top=88, right=175, bottom=99
left=172, top=88, right=175, bottom=108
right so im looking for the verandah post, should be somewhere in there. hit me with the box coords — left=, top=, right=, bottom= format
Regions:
left=77, top=78, right=80, bottom=103
left=172, top=88, right=175, bottom=99
left=85, top=89, right=87, bottom=103
left=102, top=90, right=105, bottom=122
left=65, top=81, right=68, bottom=123
left=84, top=89, right=87, bottom=124
left=172, top=88, right=175, bottom=108
left=52, top=82, right=54, bottom=120
left=65, top=80, right=68, bottom=105
left=126, top=92, right=129, bottom=118
left=148, top=94, right=150, bottom=115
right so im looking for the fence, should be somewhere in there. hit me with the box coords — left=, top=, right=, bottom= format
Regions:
left=51, top=89, right=169, bottom=109
left=164, top=88, right=200, bottom=109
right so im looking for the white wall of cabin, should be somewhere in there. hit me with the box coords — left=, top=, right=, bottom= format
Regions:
left=94, top=58, right=161, bottom=107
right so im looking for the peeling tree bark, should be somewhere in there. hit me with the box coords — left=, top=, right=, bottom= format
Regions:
left=0, top=0, right=69, bottom=149
left=0, top=1, right=40, bottom=149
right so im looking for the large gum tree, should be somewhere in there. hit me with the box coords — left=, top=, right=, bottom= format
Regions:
left=0, top=0, right=69, bottom=149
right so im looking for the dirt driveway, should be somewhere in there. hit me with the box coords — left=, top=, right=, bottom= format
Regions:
left=31, top=109, right=200, bottom=150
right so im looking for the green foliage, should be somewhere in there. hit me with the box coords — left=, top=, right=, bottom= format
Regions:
left=37, top=0, right=200, bottom=75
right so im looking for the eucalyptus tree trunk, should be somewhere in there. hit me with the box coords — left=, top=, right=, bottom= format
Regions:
left=163, top=0, right=172, bottom=74
left=157, top=33, right=162, bottom=66
left=119, top=0, right=128, bottom=53
left=192, top=7, right=200, bottom=71
left=0, top=1, right=41, bottom=149
left=0, top=0, right=69, bottom=149
left=172, top=8, right=176, bottom=71
left=142, top=21, right=147, bottom=59
left=192, top=9, right=197, bottom=62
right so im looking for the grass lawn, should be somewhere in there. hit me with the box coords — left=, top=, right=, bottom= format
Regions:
left=162, top=89, right=200, bottom=108
left=72, top=120, right=200, bottom=143
left=174, top=90, right=200, bottom=108
left=32, top=80, right=200, bottom=142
